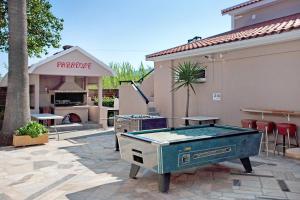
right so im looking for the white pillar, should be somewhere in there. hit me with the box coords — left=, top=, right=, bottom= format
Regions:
left=98, top=77, right=107, bottom=128
left=34, top=74, right=40, bottom=113
left=85, top=77, right=89, bottom=105
left=98, top=77, right=103, bottom=107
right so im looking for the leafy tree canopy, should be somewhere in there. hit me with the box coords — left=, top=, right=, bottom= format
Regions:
left=0, top=0, right=63, bottom=57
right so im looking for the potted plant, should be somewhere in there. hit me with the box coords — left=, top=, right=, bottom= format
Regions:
left=107, top=111, right=115, bottom=127
left=13, top=121, right=49, bottom=147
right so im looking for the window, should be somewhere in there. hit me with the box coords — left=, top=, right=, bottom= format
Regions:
left=196, top=69, right=206, bottom=82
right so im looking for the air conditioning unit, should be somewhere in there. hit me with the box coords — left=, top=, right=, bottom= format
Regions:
left=198, top=78, right=206, bottom=83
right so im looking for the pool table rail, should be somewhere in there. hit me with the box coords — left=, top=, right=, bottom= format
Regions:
left=118, top=124, right=259, bottom=145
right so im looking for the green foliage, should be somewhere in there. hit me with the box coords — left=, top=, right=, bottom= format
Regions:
left=102, top=62, right=153, bottom=89
left=16, top=121, right=48, bottom=138
left=0, top=0, right=63, bottom=57
left=102, top=97, right=114, bottom=107
left=172, top=61, right=206, bottom=94
left=93, top=97, right=114, bottom=107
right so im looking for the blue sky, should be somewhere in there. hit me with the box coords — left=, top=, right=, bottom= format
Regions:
left=0, top=0, right=245, bottom=75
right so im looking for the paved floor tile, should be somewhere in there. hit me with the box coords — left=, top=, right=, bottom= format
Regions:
left=1, top=130, right=300, bottom=200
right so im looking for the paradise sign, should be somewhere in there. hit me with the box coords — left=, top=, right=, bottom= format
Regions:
left=56, top=61, right=92, bottom=69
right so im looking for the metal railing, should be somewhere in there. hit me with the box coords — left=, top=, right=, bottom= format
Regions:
left=119, top=69, right=154, bottom=105
left=137, top=68, right=154, bottom=83
left=119, top=68, right=154, bottom=85
left=120, top=80, right=149, bottom=104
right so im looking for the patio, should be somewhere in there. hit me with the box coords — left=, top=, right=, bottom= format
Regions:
left=1, top=131, right=300, bottom=200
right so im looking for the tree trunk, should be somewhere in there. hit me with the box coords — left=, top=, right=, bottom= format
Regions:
left=185, top=86, right=190, bottom=126
left=0, top=0, right=30, bottom=145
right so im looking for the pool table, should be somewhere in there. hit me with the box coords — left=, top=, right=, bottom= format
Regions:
left=117, top=124, right=261, bottom=193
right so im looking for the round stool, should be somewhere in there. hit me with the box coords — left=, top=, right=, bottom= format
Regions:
left=241, top=119, right=257, bottom=129
left=256, top=120, right=275, bottom=156
left=274, top=123, right=299, bottom=156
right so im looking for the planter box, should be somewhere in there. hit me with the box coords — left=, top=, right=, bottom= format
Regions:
left=13, top=134, right=48, bottom=147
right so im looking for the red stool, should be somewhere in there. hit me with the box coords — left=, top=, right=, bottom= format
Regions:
left=274, top=123, right=299, bottom=156
left=256, top=120, right=275, bottom=156
left=241, top=119, right=257, bottom=129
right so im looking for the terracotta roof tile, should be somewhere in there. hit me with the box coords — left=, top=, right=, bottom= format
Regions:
left=146, top=13, right=300, bottom=59
left=221, top=0, right=264, bottom=14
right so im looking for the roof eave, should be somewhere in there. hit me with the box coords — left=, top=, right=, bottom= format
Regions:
left=146, top=29, right=300, bottom=62
left=222, top=0, right=278, bottom=16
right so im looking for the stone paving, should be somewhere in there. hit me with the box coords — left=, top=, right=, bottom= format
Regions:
left=1, top=130, right=300, bottom=200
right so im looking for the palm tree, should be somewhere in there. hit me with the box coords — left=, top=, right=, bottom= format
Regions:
left=1, top=0, right=30, bottom=145
left=172, top=62, right=206, bottom=126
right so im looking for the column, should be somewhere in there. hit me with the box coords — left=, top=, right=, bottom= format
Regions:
left=34, top=74, right=40, bottom=113
left=98, top=77, right=103, bottom=107
left=98, top=77, right=107, bottom=128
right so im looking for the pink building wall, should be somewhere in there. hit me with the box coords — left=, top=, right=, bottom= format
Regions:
left=234, top=0, right=300, bottom=29
left=153, top=39, right=300, bottom=130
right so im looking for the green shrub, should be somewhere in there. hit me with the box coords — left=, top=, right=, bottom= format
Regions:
left=93, top=97, right=114, bottom=107
left=93, top=97, right=99, bottom=106
left=102, top=97, right=114, bottom=107
left=16, top=121, right=48, bottom=138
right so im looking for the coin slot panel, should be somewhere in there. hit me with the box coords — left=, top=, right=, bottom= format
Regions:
left=133, top=155, right=144, bottom=164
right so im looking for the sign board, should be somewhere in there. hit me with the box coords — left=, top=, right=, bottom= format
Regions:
left=213, top=92, right=222, bottom=101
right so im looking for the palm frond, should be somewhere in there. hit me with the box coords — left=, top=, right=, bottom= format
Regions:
left=171, top=61, right=206, bottom=93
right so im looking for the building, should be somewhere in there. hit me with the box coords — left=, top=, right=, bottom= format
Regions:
left=0, top=46, right=115, bottom=127
left=119, top=0, right=300, bottom=129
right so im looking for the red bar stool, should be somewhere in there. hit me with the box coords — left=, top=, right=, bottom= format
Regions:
left=274, top=123, right=299, bottom=156
left=256, top=120, right=275, bottom=156
left=241, top=119, right=257, bottom=129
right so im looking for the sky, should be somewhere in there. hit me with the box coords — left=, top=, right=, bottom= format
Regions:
left=0, top=0, right=246, bottom=75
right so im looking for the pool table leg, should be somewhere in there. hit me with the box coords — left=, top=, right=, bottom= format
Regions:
left=115, top=134, right=119, bottom=151
left=158, top=173, right=171, bottom=193
left=129, top=164, right=140, bottom=179
left=240, top=157, right=252, bottom=173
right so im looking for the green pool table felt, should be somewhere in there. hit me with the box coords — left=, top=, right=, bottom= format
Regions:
left=136, top=127, right=243, bottom=143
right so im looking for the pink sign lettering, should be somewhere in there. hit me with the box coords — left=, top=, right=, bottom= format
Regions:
left=57, top=61, right=92, bottom=70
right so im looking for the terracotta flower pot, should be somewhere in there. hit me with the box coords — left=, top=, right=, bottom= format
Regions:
left=13, top=134, right=48, bottom=147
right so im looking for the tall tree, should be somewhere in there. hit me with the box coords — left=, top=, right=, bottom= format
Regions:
left=1, top=0, right=29, bottom=145
left=172, top=62, right=206, bottom=126
left=0, top=0, right=63, bottom=145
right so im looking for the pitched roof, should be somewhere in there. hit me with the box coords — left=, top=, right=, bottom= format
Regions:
left=28, top=46, right=115, bottom=76
left=146, top=13, right=300, bottom=59
left=221, top=0, right=264, bottom=15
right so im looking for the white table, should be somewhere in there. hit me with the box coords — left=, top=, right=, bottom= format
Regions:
left=181, top=116, right=220, bottom=125
left=241, top=108, right=300, bottom=122
left=31, top=113, right=64, bottom=140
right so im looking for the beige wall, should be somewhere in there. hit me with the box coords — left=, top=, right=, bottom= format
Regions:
left=88, top=106, right=100, bottom=122
left=153, top=39, right=300, bottom=130
left=153, top=60, right=174, bottom=126
left=119, top=84, right=148, bottom=115
left=140, top=73, right=154, bottom=99
left=234, top=0, right=300, bottom=29
left=54, top=106, right=89, bottom=124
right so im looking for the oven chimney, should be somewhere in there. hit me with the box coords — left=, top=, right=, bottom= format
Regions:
left=63, top=45, right=73, bottom=50
left=188, top=36, right=202, bottom=43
